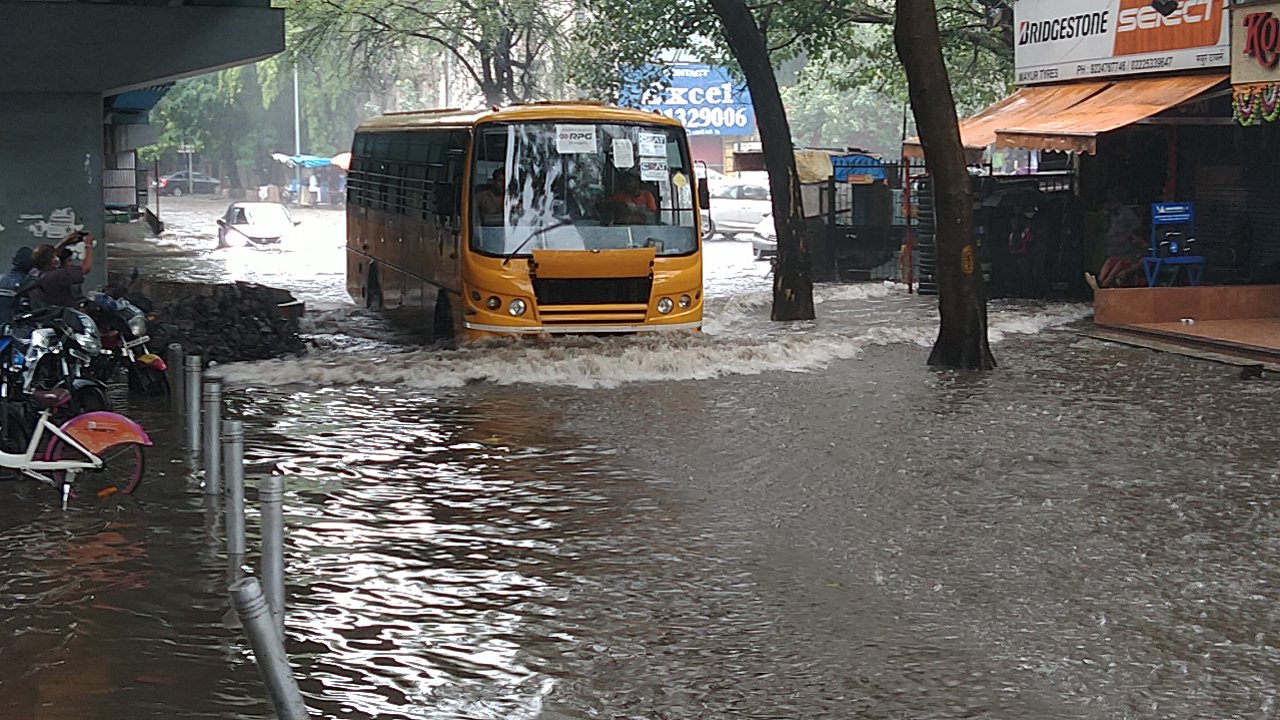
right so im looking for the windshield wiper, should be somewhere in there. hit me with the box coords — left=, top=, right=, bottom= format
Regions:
left=501, top=218, right=575, bottom=266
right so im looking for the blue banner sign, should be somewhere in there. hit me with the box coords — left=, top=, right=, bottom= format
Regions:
left=626, top=63, right=755, bottom=137
left=1151, top=202, right=1194, bottom=225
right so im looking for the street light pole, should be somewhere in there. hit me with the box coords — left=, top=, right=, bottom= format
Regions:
left=293, top=63, right=302, bottom=199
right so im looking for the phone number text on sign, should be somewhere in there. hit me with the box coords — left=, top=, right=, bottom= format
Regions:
left=660, top=106, right=752, bottom=133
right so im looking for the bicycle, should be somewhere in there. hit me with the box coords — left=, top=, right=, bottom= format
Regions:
left=2, top=387, right=151, bottom=508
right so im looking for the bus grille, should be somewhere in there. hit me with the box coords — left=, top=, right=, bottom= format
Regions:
left=533, top=277, right=652, bottom=306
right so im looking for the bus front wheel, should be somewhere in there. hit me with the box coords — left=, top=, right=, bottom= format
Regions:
left=433, top=290, right=457, bottom=345
left=366, top=264, right=383, bottom=310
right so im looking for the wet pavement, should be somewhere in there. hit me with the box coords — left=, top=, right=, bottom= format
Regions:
left=1, top=197, right=1276, bottom=719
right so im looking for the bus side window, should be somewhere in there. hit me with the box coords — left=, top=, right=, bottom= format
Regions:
left=439, top=144, right=466, bottom=224
left=420, top=133, right=445, bottom=223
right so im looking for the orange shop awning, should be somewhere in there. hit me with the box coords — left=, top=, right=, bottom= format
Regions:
left=994, top=74, right=1228, bottom=155
left=902, top=82, right=1109, bottom=160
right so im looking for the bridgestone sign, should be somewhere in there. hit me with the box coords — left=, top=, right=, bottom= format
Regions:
left=1015, top=0, right=1229, bottom=85
left=1019, top=12, right=1110, bottom=45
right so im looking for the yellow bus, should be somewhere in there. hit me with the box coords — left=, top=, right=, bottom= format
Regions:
left=346, top=103, right=705, bottom=342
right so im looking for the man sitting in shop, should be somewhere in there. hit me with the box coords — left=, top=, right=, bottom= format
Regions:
left=1089, top=192, right=1146, bottom=289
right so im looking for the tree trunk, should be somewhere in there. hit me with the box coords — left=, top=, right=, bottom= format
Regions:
left=894, top=0, right=995, bottom=370
left=708, top=0, right=814, bottom=321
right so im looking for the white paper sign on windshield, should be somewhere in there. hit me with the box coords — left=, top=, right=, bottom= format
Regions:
left=556, top=124, right=597, bottom=153
left=638, top=131, right=667, bottom=157
left=640, top=158, right=668, bottom=182
left=612, top=138, right=635, bottom=168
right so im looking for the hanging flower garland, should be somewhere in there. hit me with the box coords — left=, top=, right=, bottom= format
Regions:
left=1234, top=85, right=1261, bottom=126
left=1262, top=84, right=1280, bottom=123
left=1234, top=83, right=1280, bottom=126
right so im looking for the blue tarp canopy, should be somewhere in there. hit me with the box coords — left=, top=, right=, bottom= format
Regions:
left=832, top=153, right=887, bottom=184
left=272, top=153, right=336, bottom=168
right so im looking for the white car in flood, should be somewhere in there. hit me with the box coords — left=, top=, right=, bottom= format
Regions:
left=216, top=202, right=300, bottom=248
left=706, top=182, right=771, bottom=239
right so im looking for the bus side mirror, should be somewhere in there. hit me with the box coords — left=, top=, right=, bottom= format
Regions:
left=698, top=178, right=710, bottom=208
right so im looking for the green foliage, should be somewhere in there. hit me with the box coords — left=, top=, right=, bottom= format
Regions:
left=570, top=0, right=1012, bottom=146
left=142, top=29, right=391, bottom=183
left=285, top=0, right=576, bottom=105
left=781, top=65, right=907, bottom=155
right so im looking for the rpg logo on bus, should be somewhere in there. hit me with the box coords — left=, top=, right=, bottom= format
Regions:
left=1113, top=0, right=1224, bottom=55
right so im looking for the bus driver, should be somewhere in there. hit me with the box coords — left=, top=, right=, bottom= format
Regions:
left=474, top=167, right=507, bottom=225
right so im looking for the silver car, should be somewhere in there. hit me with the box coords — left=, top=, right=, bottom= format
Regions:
left=749, top=212, right=777, bottom=260
left=216, top=202, right=300, bottom=247
left=706, top=182, right=771, bottom=239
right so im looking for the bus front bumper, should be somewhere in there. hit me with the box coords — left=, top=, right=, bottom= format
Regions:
left=464, top=320, right=702, bottom=335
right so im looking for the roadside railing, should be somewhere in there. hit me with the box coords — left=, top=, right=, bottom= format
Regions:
left=174, top=348, right=308, bottom=719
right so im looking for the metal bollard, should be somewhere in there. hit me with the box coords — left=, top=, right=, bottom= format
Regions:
left=259, top=475, right=286, bottom=631
left=184, top=355, right=203, bottom=452
left=223, top=419, right=246, bottom=582
left=229, top=577, right=308, bottom=720
left=202, top=382, right=223, bottom=495
left=167, top=343, right=183, bottom=416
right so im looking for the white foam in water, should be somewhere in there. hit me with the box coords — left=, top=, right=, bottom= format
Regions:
left=215, top=332, right=876, bottom=390
left=814, top=281, right=897, bottom=303
left=988, top=303, right=1094, bottom=342
left=216, top=286, right=1092, bottom=389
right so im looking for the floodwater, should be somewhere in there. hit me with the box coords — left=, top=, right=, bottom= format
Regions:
left=1, top=196, right=1276, bottom=719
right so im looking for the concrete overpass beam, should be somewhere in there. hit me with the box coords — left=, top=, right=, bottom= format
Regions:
left=0, top=5, right=285, bottom=95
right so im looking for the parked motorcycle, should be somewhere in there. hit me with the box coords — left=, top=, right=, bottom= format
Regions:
left=17, top=305, right=111, bottom=412
left=0, top=282, right=112, bottom=456
left=0, top=279, right=112, bottom=412
left=83, top=291, right=168, bottom=396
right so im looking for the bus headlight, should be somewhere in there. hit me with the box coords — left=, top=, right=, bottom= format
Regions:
left=508, top=299, right=527, bottom=316
left=486, top=296, right=501, bottom=310
left=657, top=297, right=674, bottom=314
left=678, top=295, right=692, bottom=309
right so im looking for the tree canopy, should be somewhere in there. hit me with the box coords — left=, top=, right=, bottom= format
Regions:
left=286, top=0, right=576, bottom=106
left=570, top=0, right=1013, bottom=146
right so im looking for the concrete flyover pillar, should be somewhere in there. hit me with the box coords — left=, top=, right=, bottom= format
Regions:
left=0, top=2, right=284, bottom=270
left=0, top=93, right=107, bottom=286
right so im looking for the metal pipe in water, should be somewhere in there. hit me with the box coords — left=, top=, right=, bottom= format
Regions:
left=259, top=475, right=286, bottom=632
left=229, top=577, right=308, bottom=720
left=184, top=355, right=203, bottom=452
left=202, top=381, right=223, bottom=495
left=223, top=419, right=246, bottom=582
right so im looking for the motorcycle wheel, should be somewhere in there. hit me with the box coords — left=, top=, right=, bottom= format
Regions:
left=0, top=402, right=33, bottom=475
left=71, top=384, right=113, bottom=415
left=128, top=366, right=170, bottom=397
left=48, top=439, right=144, bottom=497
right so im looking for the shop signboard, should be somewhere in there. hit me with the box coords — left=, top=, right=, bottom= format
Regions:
left=1232, top=0, right=1280, bottom=85
left=625, top=63, right=755, bottom=137
left=1152, top=202, right=1194, bottom=225
left=1015, top=0, right=1229, bottom=85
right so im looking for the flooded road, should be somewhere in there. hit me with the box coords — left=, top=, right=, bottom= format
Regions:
left=1, top=197, right=1276, bottom=719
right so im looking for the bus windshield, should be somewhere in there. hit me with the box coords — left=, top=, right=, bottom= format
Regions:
left=471, top=122, right=698, bottom=258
